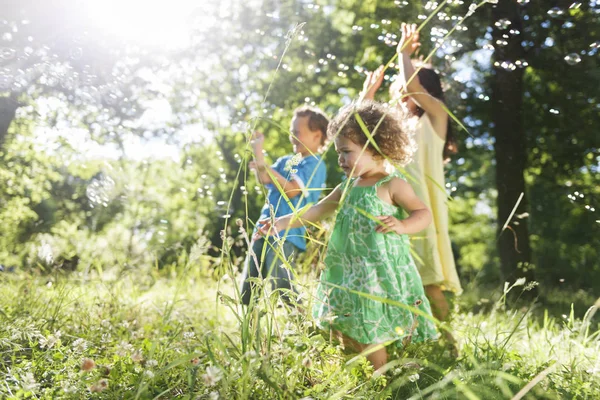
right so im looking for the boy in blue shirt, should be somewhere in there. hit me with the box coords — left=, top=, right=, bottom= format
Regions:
left=241, top=106, right=329, bottom=306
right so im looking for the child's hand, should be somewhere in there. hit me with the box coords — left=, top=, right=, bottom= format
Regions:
left=397, top=22, right=421, bottom=56
left=249, top=160, right=267, bottom=171
left=250, top=131, right=265, bottom=148
left=375, top=215, right=406, bottom=235
left=254, top=216, right=290, bottom=240
left=361, top=65, right=385, bottom=100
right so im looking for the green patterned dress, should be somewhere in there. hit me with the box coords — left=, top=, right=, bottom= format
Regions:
left=312, top=173, right=438, bottom=346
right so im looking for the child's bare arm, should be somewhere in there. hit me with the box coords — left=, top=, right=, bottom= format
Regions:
left=360, top=65, right=385, bottom=101
left=376, top=177, right=431, bottom=234
left=249, top=131, right=305, bottom=197
left=257, top=185, right=343, bottom=236
left=397, top=23, right=447, bottom=124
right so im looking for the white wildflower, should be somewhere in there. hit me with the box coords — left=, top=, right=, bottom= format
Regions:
left=146, top=359, right=158, bottom=368
left=466, top=3, right=477, bottom=17
left=209, top=391, right=220, bottom=400
left=116, top=340, right=134, bottom=357
left=408, top=373, right=420, bottom=382
left=514, top=277, right=527, bottom=286
left=39, top=330, right=61, bottom=349
left=21, top=372, right=39, bottom=391
left=72, top=338, right=87, bottom=353
left=202, top=366, right=223, bottom=386
left=143, top=370, right=155, bottom=379
left=131, top=350, right=144, bottom=363
left=60, top=380, right=77, bottom=394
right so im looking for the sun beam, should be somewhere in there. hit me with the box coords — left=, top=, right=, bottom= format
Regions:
left=85, top=0, right=220, bottom=50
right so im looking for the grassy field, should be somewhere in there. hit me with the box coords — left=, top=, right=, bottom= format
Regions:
left=1, top=264, right=599, bottom=399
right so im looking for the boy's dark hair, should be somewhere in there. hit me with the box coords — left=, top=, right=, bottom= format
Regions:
left=327, top=100, right=415, bottom=166
left=293, top=106, right=329, bottom=145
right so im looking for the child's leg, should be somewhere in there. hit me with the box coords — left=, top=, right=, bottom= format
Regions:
left=365, top=345, right=388, bottom=371
left=240, top=238, right=265, bottom=305
left=424, top=284, right=458, bottom=355
left=263, top=239, right=299, bottom=305
left=424, top=284, right=449, bottom=321
left=335, top=330, right=388, bottom=371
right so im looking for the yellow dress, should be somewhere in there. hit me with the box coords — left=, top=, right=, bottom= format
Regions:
left=406, top=114, right=462, bottom=294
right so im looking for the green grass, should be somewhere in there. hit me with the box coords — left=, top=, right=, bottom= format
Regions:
left=1, top=264, right=599, bottom=399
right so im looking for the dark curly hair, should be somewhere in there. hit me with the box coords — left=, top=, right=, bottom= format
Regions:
left=293, top=106, right=329, bottom=145
left=327, top=100, right=415, bottom=166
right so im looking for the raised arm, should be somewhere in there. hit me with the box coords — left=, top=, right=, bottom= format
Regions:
left=250, top=131, right=303, bottom=198
left=376, top=177, right=431, bottom=234
left=397, top=23, right=448, bottom=126
left=359, top=65, right=385, bottom=102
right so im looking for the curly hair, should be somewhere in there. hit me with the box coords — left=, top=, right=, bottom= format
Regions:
left=327, top=100, right=416, bottom=166
left=293, top=106, right=329, bottom=145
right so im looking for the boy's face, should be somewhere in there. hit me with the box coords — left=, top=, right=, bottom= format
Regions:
left=334, top=136, right=378, bottom=178
left=290, top=116, right=322, bottom=156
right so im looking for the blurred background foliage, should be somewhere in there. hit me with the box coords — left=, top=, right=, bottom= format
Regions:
left=0, top=0, right=598, bottom=300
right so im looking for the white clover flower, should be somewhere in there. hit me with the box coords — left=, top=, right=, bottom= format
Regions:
left=116, top=340, right=134, bottom=357
left=202, top=366, right=223, bottom=386
left=209, top=391, right=220, bottom=400
left=60, top=380, right=77, bottom=394
left=39, top=330, right=61, bottom=349
left=183, top=331, right=196, bottom=340
left=72, top=338, right=88, bottom=353
left=144, top=370, right=155, bottom=379
left=21, top=372, right=39, bottom=391
left=146, top=359, right=159, bottom=368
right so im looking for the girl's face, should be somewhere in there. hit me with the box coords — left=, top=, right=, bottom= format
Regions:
left=334, top=136, right=379, bottom=177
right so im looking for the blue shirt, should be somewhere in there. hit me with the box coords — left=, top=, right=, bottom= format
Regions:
left=257, top=154, right=327, bottom=251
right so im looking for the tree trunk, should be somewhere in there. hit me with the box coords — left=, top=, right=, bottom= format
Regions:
left=0, top=96, right=20, bottom=148
left=491, top=2, right=535, bottom=289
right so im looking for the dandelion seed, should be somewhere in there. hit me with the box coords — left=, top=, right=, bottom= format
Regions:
left=81, top=358, right=96, bottom=371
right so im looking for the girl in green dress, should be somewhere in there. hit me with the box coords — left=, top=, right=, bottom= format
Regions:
left=257, top=100, right=438, bottom=371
